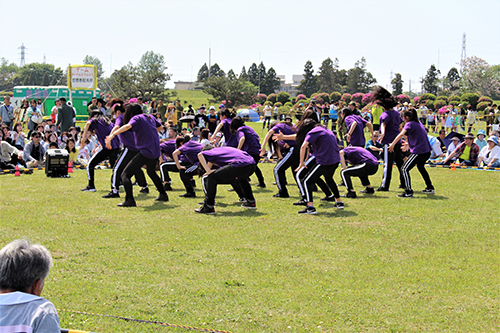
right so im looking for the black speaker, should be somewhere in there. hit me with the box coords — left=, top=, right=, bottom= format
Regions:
left=45, top=149, right=69, bottom=177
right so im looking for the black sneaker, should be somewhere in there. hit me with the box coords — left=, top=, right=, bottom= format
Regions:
left=102, top=191, right=120, bottom=198
left=298, top=206, right=317, bottom=215
left=118, top=199, right=136, bottom=207
left=155, top=193, right=169, bottom=202
left=337, top=182, right=345, bottom=187
left=334, top=202, right=344, bottom=209
left=241, top=201, right=257, bottom=209
left=257, top=183, right=266, bottom=188
left=139, top=187, right=149, bottom=194
left=238, top=198, right=247, bottom=203
left=163, top=183, right=172, bottom=191
left=360, top=187, right=375, bottom=194
left=293, top=199, right=308, bottom=206
left=198, top=201, right=216, bottom=206
left=342, top=191, right=357, bottom=198
left=320, top=195, right=336, bottom=202
left=273, top=192, right=289, bottom=198
left=422, top=188, right=435, bottom=194
left=81, top=186, right=96, bottom=192
left=179, top=192, right=196, bottom=198
left=376, top=187, right=389, bottom=192
left=227, top=188, right=235, bottom=192
left=195, top=205, right=215, bottom=214
left=398, top=191, right=414, bottom=198
left=398, top=184, right=404, bottom=189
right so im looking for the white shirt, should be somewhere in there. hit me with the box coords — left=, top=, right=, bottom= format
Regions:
left=479, top=145, right=500, bottom=164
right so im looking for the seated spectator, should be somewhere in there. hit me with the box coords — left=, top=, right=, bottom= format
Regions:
left=65, top=138, right=79, bottom=166
left=191, top=127, right=200, bottom=141
left=446, top=136, right=461, bottom=157
left=0, top=130, right=25, bottom=169
left=428, top=133, right=445, bottom=159
left=23, top=131, right=46, bottom=168
left=199, top=128, right=210, bottom=147
left=474, top=129, right=487, bottom=151
left=1, top=126, right=13, bottom=146
left=77, top=140, right=91, bottom=166
left=43, top=132, right=59, bottom=150
left=441, top=133, right=480, bottom=166
left=0, top=239, right=60, bottom=332
left=477, top=136, right=500, bottom=168
left=365, top=131, right=383, bottom=160
left=10, top=123, right=26, bottom=151
left=436, top=129, right=447, bottom=153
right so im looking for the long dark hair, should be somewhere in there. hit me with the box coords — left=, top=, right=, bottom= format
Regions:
left=65, top=138, right=77, bottom=153
left=90, top=110, right=111, bottom=126
left=340, top=106, right=353, bottom=117
left=296, top=118, right=319, bottom=147
left=220, top=109, right=236, bottom=119
left=370, top=86, right=398, bottom=110
left=403, top=108, right=419, bottom=123
left=123, top=103, right=143, bottom=124
left=230, top=116, right=245, bottom=134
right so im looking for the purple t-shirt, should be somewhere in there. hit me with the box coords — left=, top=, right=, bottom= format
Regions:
left=89, top=118, right=120, bottom=149
left=160, top=139, right=177, bottom=159
left=342, top=146, right=378, bottom=165
left=304, top=126, right=340, bottom=165
left=115, top=114, right=137, bottom=150
left=221, top=118, right=238, bottom=148
left=403, top=121, right=431, bottom=154
left=128, top=114, right=162, bottom=159
left=271, top=122, right=296, bottom=147
left=201, top=146, right=255, bottom=167
left=178, top=140, right=203, bottom=164
left=379, top=109, right=403, bottom=144
left=344, top=115, right=368, bottom=146
left=236, top=125, right=261, bottom=155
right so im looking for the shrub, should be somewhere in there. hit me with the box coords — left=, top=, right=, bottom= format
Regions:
left=255, top=94, right=267, bottom=104
left=413, top=96, right=420, bottom=103
left=291, top=97, right=296, bottom=104
left=426, top=99, right=435, bottom=110
left=449, top=95, right=461, bottom=104
left=419, top=93, right=437, bottom=102
left=341, top=93, right=352, bottom=103
left=276, top=92, right=291, bottom=105
left=437, top=90, right=451, bottom=97
left=436, top=96, right=449, bottom=104
left=330, top=92, right=342, bottom=103
left=317, top=92, right=330, bottom=104
left=274, top=102, right=283, bottom=107
left=284, top=102, right=293, bottom=108
left=294, top=99, right=309, bottom=109
left=351, top=93, right=364, bottom=105
left=362, top=93, right=372, bottom=106
left=296, top=94, right=307, bottom=102
left=267, top=93, right=277, bottom=104
left=434, top=99, right=447, bottom=110
left=461, top=92, right=480, bottom=109
left=397, top=94, right=410, bottom=104
left=478, top=96, right=493, bottom=104
left=476, top=101, right=489, bottom=111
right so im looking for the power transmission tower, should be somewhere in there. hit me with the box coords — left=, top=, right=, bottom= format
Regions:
left=460, top=33, right=466, bottom=70
left=19, top=43, right=26, bottom=66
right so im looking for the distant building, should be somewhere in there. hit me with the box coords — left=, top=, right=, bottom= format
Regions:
left=174, top=81, right=193, bottom=90
left=274, top=75, right=304, bottom=97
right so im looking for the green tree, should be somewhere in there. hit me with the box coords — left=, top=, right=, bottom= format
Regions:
left=247, top=63, right=259, bottom=86
left=240, top=66, right=247, bottom=80
left=422, top=64, right=441, bottom=95
left=227, top=69, right=236, bottom=79
left=110, top=62, right=138, bottom=100
left=317, top=57, right=335, bottom=93
left=297, top=60, right=318, bottom=97
left=203, top=76, right=257, bottom=108
left=444, top=67, right=460, bottom=91
left=277, top=91, right=291, bottom=104
left=136, top=51, right=171, bottom=101
left=345, top=57, right=376, bottom=94
left=16, top=63, right=64, bottom=87
left=0, top=58, right=19, bottom=91
left=197, top=63, right=209, bottom=81
left=83, top=55, right=104, bottom=80
left=261, top=67, right=280, bottom=95
left=391, top=73, right=403, bottom=95
left=460, top=56, right=500, bottom=99
left=209, top=63, right=225, bottom=78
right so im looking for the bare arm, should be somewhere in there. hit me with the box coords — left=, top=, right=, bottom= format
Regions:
left=388, top=129, right=407, bottom=152
left=260, top=129, right=275, bottom=156
left=237, top=136, right=245, bottom=150
left=79, top=121, right=92, bottom=147
left=172, top=149, right=186, bottom=170
left=105, top=124, right=132, bottom=149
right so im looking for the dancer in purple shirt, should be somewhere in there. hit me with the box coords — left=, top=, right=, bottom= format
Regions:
left=80, top=110, right=120, bottom=192
left=172, top=136, right=203, bottom=198
left=105, top=104, right=168, bottom=207
left=196, top=146, right=256, bottom=214
left=103, top=100, right=148, bottom=198
left=210, top=109, right=237, bottom=148
left=370, top=86, right=405, bottom=192
left=295, top=119, right=344, bottom=214
left=159, top=136, right=184, bottom=191
left=388, top=108, right=434, bottom=198
left=230, top=116, right=266, bottom=188
left=343, top=107, right=373, bottom=147
left=339, top=146, right=379, bottom=198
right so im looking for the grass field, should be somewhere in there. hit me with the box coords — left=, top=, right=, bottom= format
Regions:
left=2, top=134, right=499, bottom=332
left=171, top=89, right=213, bottom=109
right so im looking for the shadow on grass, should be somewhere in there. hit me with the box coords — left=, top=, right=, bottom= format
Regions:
left=141, top=203, right=179, bottom=211
left=418, top=194, right=448, bottom=200
left=317, top=210, right=358, bottom=218
left=214, top=210, right=267, bottom=217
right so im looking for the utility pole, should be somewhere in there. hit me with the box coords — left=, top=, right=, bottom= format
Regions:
left=19, top=43, right=26, bottom=66
left=460, top=32, right=466, bottom=71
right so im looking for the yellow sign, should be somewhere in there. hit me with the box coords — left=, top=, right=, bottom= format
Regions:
left=67, top=65, right=97, bottom=90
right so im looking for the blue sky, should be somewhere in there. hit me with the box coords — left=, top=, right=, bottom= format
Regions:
left=1, top=0, right=499, bottom=92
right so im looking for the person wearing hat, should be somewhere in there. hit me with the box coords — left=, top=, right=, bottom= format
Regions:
left=474, top=129, right=487, bottom=151
left=207, top=106, right=219, bottom=134
left=477, top=136, right=500, bottom=168
left=194, top=105, right=208, bottom=129
left=441, top=133, right=480, bottom=166
left=166, top=103, right=177, bottom=124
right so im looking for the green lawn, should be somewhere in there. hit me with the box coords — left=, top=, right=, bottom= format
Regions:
left=171, top=89, right=213, bottom=109
left=1, top=150, right=499, bottom=332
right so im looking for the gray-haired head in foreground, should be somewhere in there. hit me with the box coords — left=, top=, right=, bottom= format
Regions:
left=0, top=239, right=53, bottom=292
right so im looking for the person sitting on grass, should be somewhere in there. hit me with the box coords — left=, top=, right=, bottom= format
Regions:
left=0, top=130, right=25, bottom=169
left=23, top=131, right=46, bottom=168
left=477, top=136, right=500, bottom=168
left=0, top=239, right=60, bottom=332
left=441, top=133, right=480, bottom=166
